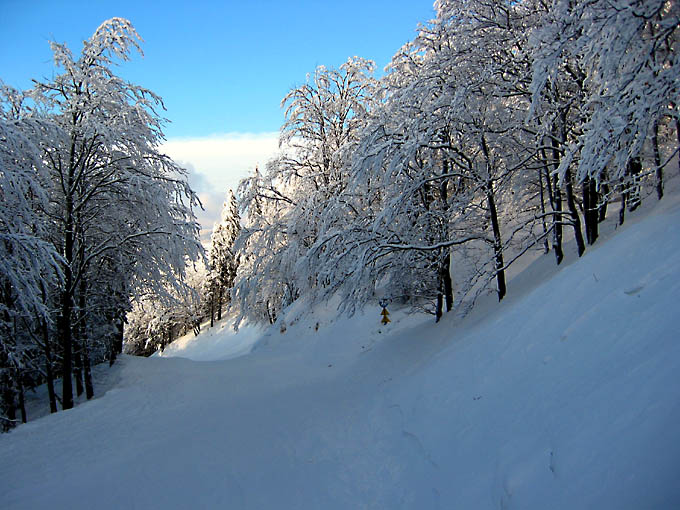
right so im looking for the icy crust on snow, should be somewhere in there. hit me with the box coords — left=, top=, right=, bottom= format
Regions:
left=1, top=199, right=679, bottom=509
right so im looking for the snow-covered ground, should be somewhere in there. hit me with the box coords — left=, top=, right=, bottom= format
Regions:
left=156, top=317, right=264, bottom=362
left=1, top=194, right=679, bottom=509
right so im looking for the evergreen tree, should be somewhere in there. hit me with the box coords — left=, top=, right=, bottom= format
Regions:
left=208, top=190, right=240, bottom=325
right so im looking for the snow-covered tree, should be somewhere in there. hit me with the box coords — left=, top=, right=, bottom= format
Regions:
left=24, top=18, right=202, bottom=410
left=232, top=58, right=378, bottom=326
left=124, top=260, right=211, bottom=356
left=207, top=190, right=240, bottom=326
left=0, top=85, right=64, bottom=427
left=301, top=0, right=551, bottom=320
left=531, top=0, right=680, bottom=226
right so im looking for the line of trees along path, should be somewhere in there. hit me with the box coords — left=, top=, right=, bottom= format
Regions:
left=1, top=18, right=202, bottom=427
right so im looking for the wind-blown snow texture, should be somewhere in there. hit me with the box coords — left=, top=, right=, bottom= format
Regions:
left=2, top=198, right=679, bottom=509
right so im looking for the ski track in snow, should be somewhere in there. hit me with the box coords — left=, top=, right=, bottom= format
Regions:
left=1, top=196, right=680, bottom=509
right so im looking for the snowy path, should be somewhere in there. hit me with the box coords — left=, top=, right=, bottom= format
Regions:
left=1, top=199, right=679, bottom=509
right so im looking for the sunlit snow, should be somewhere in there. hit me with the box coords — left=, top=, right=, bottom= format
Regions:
left=1, top=195, right=679, bottom=509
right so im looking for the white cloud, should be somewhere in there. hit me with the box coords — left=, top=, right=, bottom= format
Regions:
left=195, top=192, right=224, bottom=242
left=161, top=132, right=280, bottom=239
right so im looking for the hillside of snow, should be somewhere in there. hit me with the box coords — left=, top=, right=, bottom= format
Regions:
left=1, top=196, right=679, bottom=509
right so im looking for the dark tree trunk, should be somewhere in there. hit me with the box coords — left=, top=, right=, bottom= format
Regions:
left=628, top=157, right=642, bottom=212
left=442, top=252, right=453, bottom=313
left=216, top=285, right=223, bottom=321
left=59, top=279, right=74, bottom=410
left=74, top=277, right=88, bottom=397
left=564, top=168, right=586, bottom=257
left=435, top=251, right=452, bottom=323
left=114, top=313, right=124, bottom=357
left=582, top=178, right=591, bottom=242
left=619, top=163, right=629, bottom=226
left=42, top=319, right=58, bottom=414
left=18, top=376, right=26, bottom=424
left=545, top=143, right=564, bottom=265
left=57, top=137, right=76, bottom=409
left=73, top=341, right=84, bottom=398
left=583, top=177, right=599, bottom=245
left=589, top=178, right=599, bottom=243
left=60, top=142, right=77, bottom=411
left=438, top=162, right=453, bottom=313
left=1, top=366, right=16, bottom=431
left=652, top=120, right=663, bottom=200
left=487, top=182, right=506, bottom=301
left=39, top=283, right=58, bottom=414
left=209, top=292, right=215, bottom=328
left=676, top=116, right=680, bottom=176
left=4, top=392, right=16, bottom=430
left=480, top=133, right=506, bottom=301
left=619, top=187, right=627, bottom=226
left=107, top=311, right=123, bottom=367
left=538, top=168, right=550, bottom=254
left=83, top=340, right=93, bottom=400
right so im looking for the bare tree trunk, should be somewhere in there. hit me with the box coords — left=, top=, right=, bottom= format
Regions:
left=59, top=274, right=74, bottom=410
left=73, top=340, right=84, bottom=398
left=435, top=252, right=452, bottom=322
left=564, top=168, right=586, bottom=257
left=113, top=313, right=124, bottom=358
left=487, top=182, right=506, bottom=301
left=676, top=116, right=680, bottom=177
left=545, top=144, right=564, bottom=265
left=619, top=163, right=630, bottom=226
left=1, top=374, right=16, bottom=431
left=18, top=375, right=26, bottom=424
left=619, top=188, right=627, bottom=226
left=583, top=177, right=599, bottom=245
left=628, top=157, right=642, bottom=212
left=38, top=282, right=58, bottom=414
left=42, top=318, right=58, bottom=414
left=83, top=339, right=93, bottom=400
left=538, top=168, right=550, bottom=254
left=217, top=284, right=223, bottom=321
left=442, top=252, right=453, bottom=312
left=209, top=290, right=215, bottom=328
left=0, top=343, right=17, bottom=431
left=74, top=277, right=89, bottom=397
left=481, top=134, right=506, bottom=301
left=60, top=142, right=77, bottom=411
left=652, top=120, right=663, bottom=200
left=438, top=163, right=453, bottom=313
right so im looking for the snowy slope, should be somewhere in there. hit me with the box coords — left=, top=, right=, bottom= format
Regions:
left=156, top=318, right=263, bottom=362
left=1, top=198, right=679, bottom=509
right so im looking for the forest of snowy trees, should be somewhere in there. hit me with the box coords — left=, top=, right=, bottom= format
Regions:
left=2, top=0, right=679, bottom=428
left=232, top=0, right=679, bottom=325
left=0, top=19, right=203, bottom=428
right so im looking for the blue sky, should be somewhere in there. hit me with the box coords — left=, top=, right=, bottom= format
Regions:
left=1, top=0, right=436, bottom=236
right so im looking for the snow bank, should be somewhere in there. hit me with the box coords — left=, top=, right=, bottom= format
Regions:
left=156, top=315, right=263, bottom=361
